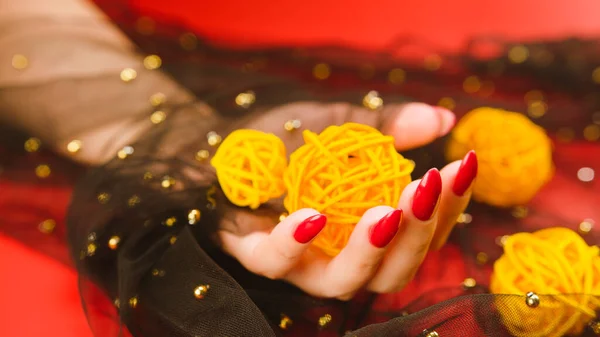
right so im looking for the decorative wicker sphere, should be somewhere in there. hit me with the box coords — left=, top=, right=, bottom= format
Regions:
left=211, top=129, right=287, bottom=209
left=284, top=123, right=414, bottom=256
left=446, top=108, right=553, bottom=207
left=490, top=227, right=600, bottom=337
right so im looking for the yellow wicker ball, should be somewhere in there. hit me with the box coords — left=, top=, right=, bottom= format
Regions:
left=284, top=123, right=415, bottom=256
left=211, top=129, right=287, bottom=210
left=446, top=107, right=553, bottom=207
left=490, top=227, right=600, bottom=337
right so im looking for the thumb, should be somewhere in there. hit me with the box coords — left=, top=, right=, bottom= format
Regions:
left=381, top=103, right=455, bottom=151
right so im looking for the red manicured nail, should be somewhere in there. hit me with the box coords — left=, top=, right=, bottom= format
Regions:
left=452, top=150, right=478, bottom=196
left=412, top=169, right=442, bottom=221
left=293, top=214, right=327, bottom=244
left=369, top=209, right=403, bottom=248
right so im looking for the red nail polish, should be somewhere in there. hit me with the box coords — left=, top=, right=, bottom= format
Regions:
left=452, top=151, right=478, bottom=196
left=412, top=169, right=442, bottom=221
left=369, top=209, right=403, bottom=248
left=293, top=214, right=327, bottom=244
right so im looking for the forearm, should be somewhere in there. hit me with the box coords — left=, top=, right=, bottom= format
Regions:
left=0, top=0, right=194, bottom=165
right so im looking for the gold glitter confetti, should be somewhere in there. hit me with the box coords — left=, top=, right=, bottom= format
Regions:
left=150, top=110, right=166, bottom=124
left=195, top=150, right=210, bottom=161
left=279, top=315, right=293, bottom=330
left=87, top=243, right=97, bottom=256
left=207, top=132, right=222, bottom=146
left=108, top=236, right=120, bottom=250
left=129, top=296, right=138, bottom=308
left=462, top=277, right=477, bottom=289
left=120, top=68, right=137, bottom=82
left=509, top=45, right=529, bottom=64
left=188, top=209, right=201, bottom=225
left=284, top=120, right=302, bottom=131
left=527, top=101, right=547, bottom=118
left=143, top=55, right=162, bottom=70
left=279, top=213, right=288, bottom=222
left=164, top=217, right=177, bottom=227
left=579, top=219, right=594, bottom=234
left=117, top=146, right=134, bottom=159
left=38, top=219, right=56, bottom=234
left=150, top=92, right=166, bottom=107
left=511, top=206, right=529, bottom=218
left=169, top=236, right=178, bottom=244
left=66, top=140, right=82, bottom=153
left=388, top=68, right=406, bottom=84
left=12, top=54, right=28, bottom=70
left=362, top=91, right=383, bottom=110
left=128, top=195, right=141, bottom=207
left=318, top=314, right=332, bottom=328
left=97, top=193, right=111, bottom=204
left=193, top=285, right=210, bottom=299
left=476, top=252, right=489, bottom=265
left=235, top=91, right=256, bottom=108
left=35, top=164, right=51, bottom=178
left=161, top=176, right=175, bottom=189
left=313, top=63, right=331, bottom=80
left=24, top=138, right=41, bottom=152
left=438, top=97, right=456, bottom=111
left=143, top=172, right=154, bottom=180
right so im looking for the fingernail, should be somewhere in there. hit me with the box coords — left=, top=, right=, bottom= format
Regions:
left=369, top=209, right=403, bottom=248
left=293, top=214, right=327, bottom=244
left=434, top=106, right=456, bottom=136
left=452, top=150, right=478, bottom=196
left=412, top=168, right=442, bottom=221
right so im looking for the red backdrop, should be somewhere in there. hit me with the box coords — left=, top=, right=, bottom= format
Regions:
left=1, top=0, right=600, bottom=336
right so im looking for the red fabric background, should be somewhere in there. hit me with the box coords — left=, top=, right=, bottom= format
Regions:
left=1, top=1, right=600, bottom=336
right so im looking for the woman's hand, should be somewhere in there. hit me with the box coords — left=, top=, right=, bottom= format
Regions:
left=219, top=102, right=477, bottom=299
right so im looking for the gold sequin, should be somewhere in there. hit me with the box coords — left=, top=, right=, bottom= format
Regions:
left=87, top=232, right=97, bottom=241
left=362, top=91, right=383, bottom=110
left=66, top=140, right=82, bottom=153
left=496, top=235, right=510, bottom=247
left=117, top=146, right=134, bottom=159
left=424, top=54, right=442, bottom=71
left=143, top=55, right=162, bottom=70
left=164, top=217, right=177, bottom=227
left=150, top=92, right=166, bottom=107
left=235, top=91, right=256, bottom=108
left=143, top=172, right=154, bottom=181
left=169, top=236, right=178, bottom=244
left=511, top=206, right=529, bottom=218
left=463, top=76, right=481, bottom=94
left=24, top=138, right=41, bottom=152
left=424, top=331, right=440, bottom=337
left=313, top=63, right=331, bottom=80
left=97, top=192, right=111, bottom=204
left=476, top=252, right=489, bottom=265
left=195, top=150, right=210, bottom=161
left=87, top=243, right=97, bottom=256
left=525, top=292, right=540, bottom=308
left=108, top=236, right=120, bottom=250
left=193, top=285, right=210, bottom=299
left=161, top=176, right=175, bottom=189
left=318, top=314, right=332, bottom=328
left=129, top=296, right=139, bottom=308
left=35, top=164, right=51, bottom=178
left=592, top=67, right=600, bottom=84
left=188, top=209, right=201, bottom=225
left=207, top=131, right=222, bottom=146
left=509, top=45, right=529, bottom=64
left=179, top=33, right=198, bottom=50
left=120, top=68, right=137, bottom=82
left=284, top=120, right=302, bottom=131
left=279, top=314, right=293, bottom=330
left=456, top=213, right=472, bottom=224
left=135, top=17, right=155, bottom=35
left=11, top=54, right=28, bottom=70
left=151, top=269, right=166, bottom=277
left=579, top=219, right=594, bottom=234
left=38, top=219, right=56, bottom=234
left=437, top=97, right=456, bottom=111
left=527, top=101, right=547, bottom=118
left=279, top=213, right=288, bottom=222
left=388, top=68, right=405, bottom=84
left=114, top=298, right=121, bottom=309
left=584, top=124, right=600, bottom=141
left=462, top=277, right=477, bottom=289
left=128, top=195, right=141, bottom=207
left=150, top=110, right=166, bottom=124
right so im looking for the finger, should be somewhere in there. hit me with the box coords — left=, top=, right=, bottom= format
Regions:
left=285, top=206, right=402, bottom=299
left=380, top=103, right=455, bottom=151
left=430, top=150, right=478, bottom=250
left=219, top=208, right=327, bottom=280
left=367, top=169, right=442, bottom=293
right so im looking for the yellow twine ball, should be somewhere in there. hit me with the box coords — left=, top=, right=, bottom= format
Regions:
left=211, top=129, right=287, bottom=209
left=284, top=123, right=415, bottom=256
left=490, top=227, right=600, bottom=337
left=446, top=107, right=553, bottom=207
